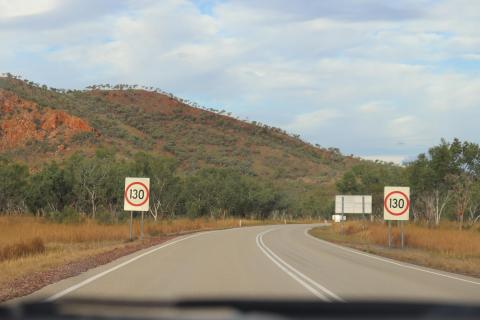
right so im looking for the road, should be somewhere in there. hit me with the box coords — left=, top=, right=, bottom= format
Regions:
left=19, top=224, right=480, bottom=303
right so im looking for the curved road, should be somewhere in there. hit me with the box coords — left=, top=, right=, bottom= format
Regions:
left=20, top=224, right=480, bottom=303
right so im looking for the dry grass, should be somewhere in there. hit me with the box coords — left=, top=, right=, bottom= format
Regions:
left=143, top=217, right=266, bottom=236
left=0, top=215, right=281, bottom=288
left=0, top=216, right=273, bottom=256
left=310, top=221, right=480, bottom=277
left=0, top=242, right=120, bottom=288
left=0, top=237, right=45, bottom=262
left=0, top=216, right=128, bottom=246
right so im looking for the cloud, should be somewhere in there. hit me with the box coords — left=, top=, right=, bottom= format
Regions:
left=358, top=101, right=393, bottom=114
left=286, top=109, right=342, bottom=134
left=462, top=53, right=480, bottom=61
left=0, top=0, right=479, bottom=161
left=0, top=0, right=58, bottom=18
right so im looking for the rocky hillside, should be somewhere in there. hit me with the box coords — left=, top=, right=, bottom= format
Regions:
left=0, top=75, right=360, bottom=189
left=0, top=89, right=94, bottom=152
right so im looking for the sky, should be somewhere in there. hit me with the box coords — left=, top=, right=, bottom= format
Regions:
left=1, top=0, right=479, bottom=164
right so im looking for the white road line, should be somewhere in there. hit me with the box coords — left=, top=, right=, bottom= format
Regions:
left=304, top=228, right=480, bottom=286
left=256, top=229, right=343, bottom=302
left=46, top=233, right=204, bottom=302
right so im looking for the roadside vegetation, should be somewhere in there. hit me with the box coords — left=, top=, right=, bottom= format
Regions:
left=0, top=150, right=294, bottom=221
left=311, top=139, right=480, bottom=277
left=309, top=221, right=480, bottom=277
left=337, top=138, right=480, bottom=227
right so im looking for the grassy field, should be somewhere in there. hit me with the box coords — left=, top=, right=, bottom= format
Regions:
left=0, top=216, right=276, bottom=294
left=309, top=221, right=480, bottom=278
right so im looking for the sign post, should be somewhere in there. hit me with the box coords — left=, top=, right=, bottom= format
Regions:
left=129, top=211, right=133, bottom=241
left=124, top=177, right=150, bottom=241
left=384, top=186, right=410, bottom=248
left=141, top=211, right=144, bottom=240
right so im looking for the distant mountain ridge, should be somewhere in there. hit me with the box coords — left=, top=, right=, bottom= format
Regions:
left=0, top=75, right=360, bottom=191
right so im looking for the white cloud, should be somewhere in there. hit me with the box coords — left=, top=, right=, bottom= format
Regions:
left=286, top=109, right=342, bottom=133
left=0, top=0, right=479, bottom=160
left=388, top=116, right=418, bottom=139
left=0, top=0, right=58, bottom=18
left=358, top=101, right=393, bottom=113
left=462, top=53, right=480, bottom=61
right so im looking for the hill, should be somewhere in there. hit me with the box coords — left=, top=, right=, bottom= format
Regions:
left=0, top=75, right=358, bottom=187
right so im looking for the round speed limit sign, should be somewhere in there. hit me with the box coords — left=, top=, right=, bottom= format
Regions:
left=124, top=177, right=150, bottom=211
left=384, top=186, right=410, bottom=221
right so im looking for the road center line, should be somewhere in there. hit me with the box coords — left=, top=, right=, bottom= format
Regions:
left=304, top=227, right=480, bottom=286
left=46, top=232, right=204, bottom=302
left=256, top=228, right=343, bottom=302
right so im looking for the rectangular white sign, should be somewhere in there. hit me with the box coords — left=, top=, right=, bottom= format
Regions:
left=335, top=195, right=372, bottom=214
left=384, top=186, right=410, bottom=221
left=124, top=177, right=150, bottom=212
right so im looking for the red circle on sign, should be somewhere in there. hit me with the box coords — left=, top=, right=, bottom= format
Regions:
left=124, top=181, right=149, bottom=207
left=384, top=191, right=410, bottom=216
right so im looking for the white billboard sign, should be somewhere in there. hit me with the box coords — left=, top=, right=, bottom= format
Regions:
left=384, top=186, right=410, bottom=221
left=335, top=195, right=372, bottom=214
left=124, top=177, right=150, bottom=212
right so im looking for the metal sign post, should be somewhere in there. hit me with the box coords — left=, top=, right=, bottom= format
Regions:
left=141, top=211, right=144, bottom=240
left=129, top=211, right=133, bottom=241
left=388, top=221, right=392, bottom=248
left=400, top=221, right=404, bottom=248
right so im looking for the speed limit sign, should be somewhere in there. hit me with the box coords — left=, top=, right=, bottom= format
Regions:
left=384, top=186, right=410, bottom=221
left=124, top=177, right=150, bottom=211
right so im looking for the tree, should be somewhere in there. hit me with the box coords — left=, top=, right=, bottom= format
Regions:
left=26, top=162, right=72, bottom=215
left=407, top=138, right=480, bottom=226
left=0, top=159, right=29, bottom=213
left=451, top=141, right=480, bottom=228
left=66, top=153, right=109, bottom=219
left=467, top=181, right=480, bottom=225
left=129, top=153, right=180, bottom=220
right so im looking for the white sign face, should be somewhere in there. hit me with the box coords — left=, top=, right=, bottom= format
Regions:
left=124, top=177, right=150, bottom=211
left=384, top=186, right=410, bottom=221
left=335, top=195, right=372, bottom=214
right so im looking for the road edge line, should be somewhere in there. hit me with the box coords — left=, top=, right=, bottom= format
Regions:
left=46, top=233, right=204, bottom=302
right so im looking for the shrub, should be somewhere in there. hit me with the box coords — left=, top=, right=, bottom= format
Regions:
left=48, top=206, right=84, bottom=224
left=0, top=237, right=45, bottom=261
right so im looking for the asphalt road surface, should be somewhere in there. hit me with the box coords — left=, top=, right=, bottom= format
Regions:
left=18, top=224, right=480, bottom=303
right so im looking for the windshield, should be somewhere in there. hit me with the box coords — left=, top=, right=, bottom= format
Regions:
left=0, top=0, right=479, bottom=315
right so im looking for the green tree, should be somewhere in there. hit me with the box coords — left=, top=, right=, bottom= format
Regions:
left=407, top=138, right=480, bottom=226
left=26, top=162, right=72, bottom=215
left=0, top=159, right=29, bottom=213
left=65, top=153, right=110, bottom=219
left=129, top=152, right=180, bottom=220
